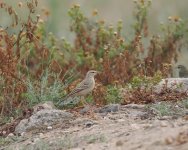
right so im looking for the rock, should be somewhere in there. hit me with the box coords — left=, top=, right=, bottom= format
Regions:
left=20, top=132, right=25, bottom=136
left=130, top=124, right=140, bottom=130
left=47, top=126, right=53, bottom=130
left=123, top=104, right=145, bottom=109
left=15, top=109, right=74, bottom=134
left=160, top=121, right=168, bottom=127
left=7, top=133, right=14, bottom=137
left=143, top=124, right=153, bottom=129
left=71, top=118, right=98, bottom=128
left=33, top=101, right=56, bottom=113
left=39, top=133, right=44, bottom=138
left=158, top=116, right=172, bottom=120
left=84, top=120, right=96, bottom=128
left=154, top=78, right=188, bottom=93
left=116, top=119, right=125, bottom=122
left=116, top=140, right=123, bottom=146
left=2, top=131, right=6, bottom=135
left=71, top=148, right=83, bottom=150
left=79, top=106, right=90, bottom=114
left=32, top=137, right=40, bottom=143
left=95, top=104, right=120, bottom=113
left=165, top=137, right=174, bottom=145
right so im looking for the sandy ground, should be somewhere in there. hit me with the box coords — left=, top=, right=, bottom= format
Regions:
left=1, top=104, right=188, bottom=150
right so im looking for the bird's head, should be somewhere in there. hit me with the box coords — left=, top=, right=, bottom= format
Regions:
left=177, top=65, right=186, bottom=71
left=86, top=70, right=98, bottom=78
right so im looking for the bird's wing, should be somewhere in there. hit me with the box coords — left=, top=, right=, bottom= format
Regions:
left=65, top=79, right=90, bottom=98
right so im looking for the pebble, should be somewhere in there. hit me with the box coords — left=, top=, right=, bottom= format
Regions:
left=47, top=126, right=53, bottom=130
left=165, top=137, right=174, bottom=145
left=116, top=119, right=125, bottom=122
left=159, top=116, right=171, bottom=120
left=143, top=124, right=153, bottom=129
left=95, top=104, right=120, bottom=113
left=39, top=133, right=44, bottom=138
left=80, top=106, right=90, bottom=114
left=131, top=124, right=140, bottom=130
left=85, top=121, right=95, bottom=128
left=20, top=132, right=25, bottom=136
left=32, top=137, right=40, bottom=143
left=160, top=121, right=168, bottom=127
left=116, top=140, right=123, bottom=146
left=71, top=148, right=83, bottom=150
left=123, top=104, right=145, bottom=109
left=2, top=131, right=6, bottom=135
left=7, top=133, right=14, bottom=137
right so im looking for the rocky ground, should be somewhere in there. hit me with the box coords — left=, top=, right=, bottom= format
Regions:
left=0, top=102, right=188, bottom=150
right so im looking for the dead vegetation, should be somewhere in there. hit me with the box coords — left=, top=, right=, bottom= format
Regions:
left=0, top=0, right=188, bottom=139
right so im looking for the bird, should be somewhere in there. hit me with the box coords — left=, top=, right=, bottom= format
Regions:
left=59, top=70, right=98, bottom=106
left=177, top=65, right=188, bottom=78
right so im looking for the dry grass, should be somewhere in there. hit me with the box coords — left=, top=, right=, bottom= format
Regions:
left=0, top=0, right=188, bottom=121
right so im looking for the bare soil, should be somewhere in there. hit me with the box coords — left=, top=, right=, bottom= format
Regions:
left=1, top=104, right=188, bottom=150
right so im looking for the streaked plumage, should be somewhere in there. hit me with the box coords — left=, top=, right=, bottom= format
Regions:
left=177, top=65, right=188, bottom=78
left=59, top=70, right=98, bottom=106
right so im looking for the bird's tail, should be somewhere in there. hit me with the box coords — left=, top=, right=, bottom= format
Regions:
left=57, top=95, right=79, bottom=107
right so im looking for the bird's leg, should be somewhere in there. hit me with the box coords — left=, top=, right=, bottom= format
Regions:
left=80, top=96, right=91, bottom=107
left=79, top=96, right=97, bottom=119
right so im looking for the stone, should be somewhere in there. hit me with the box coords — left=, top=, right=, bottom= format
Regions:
left=32, top=137, right=40, bottom=143
left=71, top=148, right=83, bottom=150
left=116, top=140, right=123, bottom=146
left=2, top=131, right=6, bottom=135
left=130, top=124, right=140, bottom=130
left=84, top=120, right=95, bottom=128
left=154, top=78, right=188, bottom=93
left=143, top=124, right=153, bottom=129
left=15, top=109, right=74, bottom=134
left=20, top=132, right=25, bottom=136
left=7, top=133, right=14, bottom=137
left=95, top=104, right=120, bottom=113
left=123, top=104, right=145, bottom=109
left=79, top=106, right=90, bottom=114
left=39, top=133, right=44, bottom=138
left=47, top=126, right=53, bottom=130
left=165, top=137, right=174, bottom=145
left=33, top=101, right=56, bottom=113
left=160, top=121, right=168, bottom=127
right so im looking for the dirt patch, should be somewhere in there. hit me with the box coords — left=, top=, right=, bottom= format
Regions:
left=0, top=104, right=188, bottom=150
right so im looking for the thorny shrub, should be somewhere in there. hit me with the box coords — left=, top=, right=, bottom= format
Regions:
left=0, top=0, right=188, bottom=120
left=122, top=72, right=188, bottom=105
left=0, top=0, right=70, bottom=119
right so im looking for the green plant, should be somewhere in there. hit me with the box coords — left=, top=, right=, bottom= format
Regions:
left=0, top=0, right=188, bottom=120
left=84, top=134, right=106, bottom=144
left=132, top=0, right=152, bottom=36
left=128, top=71, right=162, bottom=89
left=147, top=100, right=188, bottom=117
left=24, top=70, right=67, bottom=106
left=0, top=137, right=12, bottom=147
left=150, top=102, right=173, bottom=116
left=85, top=94, right=94, bottom=104
left=105, top=85, right=123, bottom=104
left=181, top=99, right=188, bottom=109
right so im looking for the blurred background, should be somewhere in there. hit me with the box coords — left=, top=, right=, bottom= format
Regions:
left=1, top=0, right=188, bottom=76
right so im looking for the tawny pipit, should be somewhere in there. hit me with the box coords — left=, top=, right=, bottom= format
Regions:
left=60, top=70, right=98, bottom=106
left=177, top=65, right=188, bottom=78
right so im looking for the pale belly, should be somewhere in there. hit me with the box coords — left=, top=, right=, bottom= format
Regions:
left=77, top=81, right=95, bottom=96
